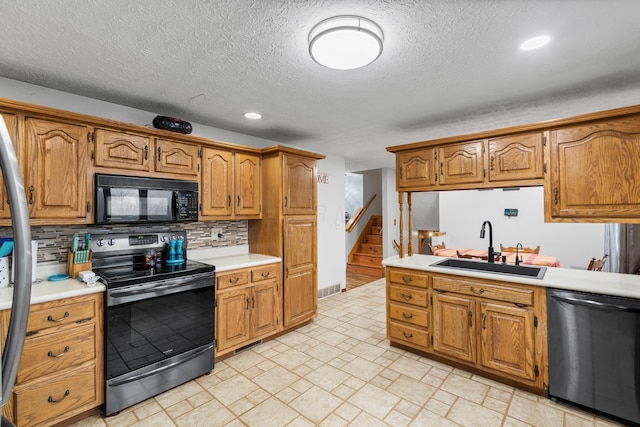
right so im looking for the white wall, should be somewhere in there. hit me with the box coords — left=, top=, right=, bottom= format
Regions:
left=381, top=168, right=400, bottom=259
left=438, top=187, right=605, bottom=269
left=316, top=155, right=346, bottom=290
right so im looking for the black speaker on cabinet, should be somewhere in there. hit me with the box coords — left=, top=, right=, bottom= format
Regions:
left=152, top=116, right=193, bottom=134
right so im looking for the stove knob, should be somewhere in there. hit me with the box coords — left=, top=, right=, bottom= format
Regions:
left=160, top=235, right=169, bottom=243
left=96, top=239, right=105, bottom=247
left=107, top=238, right=116, bottom=246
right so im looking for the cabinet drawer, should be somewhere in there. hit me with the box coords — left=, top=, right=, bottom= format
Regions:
left=432, top=276, right=533, bottom=306
left=389, top=303, right=428, bottom=328
left=389, top=269, right=428, bottom=288
left=18, top=323, right=96, bottom=384
left=217, top=271, right=249, bottom=289
left=389, top=321, right=429, bottom=348
left=389, top=285, right=428, bottom=308
left=13, top=364, right=97, bottom=427
left=251, top=265, right=279, bottom=283
left=26, top=299, right=95, bottom=334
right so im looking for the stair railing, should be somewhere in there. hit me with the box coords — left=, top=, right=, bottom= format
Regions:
left=346, top=194, right=377, bottom=232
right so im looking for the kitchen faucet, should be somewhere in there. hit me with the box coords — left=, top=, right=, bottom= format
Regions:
left=515, top=242, right=524, bottom=266
left=480, top=220, right=500, bottom=263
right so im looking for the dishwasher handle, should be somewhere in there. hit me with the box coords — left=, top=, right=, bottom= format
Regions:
left=552, top=295, right=640, bottom=313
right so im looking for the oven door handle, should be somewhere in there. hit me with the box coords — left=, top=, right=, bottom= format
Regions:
left=110, top=282, right=179, bottom=297
left=108, top=344, right=214, bottom=387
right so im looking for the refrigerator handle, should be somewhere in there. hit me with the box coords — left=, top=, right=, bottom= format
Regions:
left=0, top=118, right=32, bottom=407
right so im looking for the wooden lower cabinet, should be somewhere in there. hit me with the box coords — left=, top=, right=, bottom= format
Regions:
left=386, top=267, right=547, bottom=393
left=1, top=293, right=104, bottom=427
left=216, top=263, right=281, bottom=356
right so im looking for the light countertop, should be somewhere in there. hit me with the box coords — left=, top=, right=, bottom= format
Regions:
left=191, top=253, right=281, bottom=272
left=0, top=278, right=105, bottom=311
left=383, top=254, right=640, bottom=299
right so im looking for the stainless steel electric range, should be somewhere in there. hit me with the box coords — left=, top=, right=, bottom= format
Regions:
left=91, top=231, right=215, bottom=416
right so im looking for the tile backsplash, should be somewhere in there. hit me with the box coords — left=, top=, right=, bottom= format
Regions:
left=0, top=221, right=248, bottom=264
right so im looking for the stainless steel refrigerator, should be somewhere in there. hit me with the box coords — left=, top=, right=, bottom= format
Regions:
left=605, top=224, right=640, bottom=274
left=0, top=117, right=33, bottom=426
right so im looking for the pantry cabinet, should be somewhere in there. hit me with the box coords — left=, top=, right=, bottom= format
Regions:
left=546, top=114, right=640, bottom=223
left=386, top=267, right=546, bottom=393
left=201, top=147, right=261, bottom=219
left=25, top=117, right=91, bottom=224
left=249, top=146, right=324, bottom=329
left=215, top=263, right=281, bottom=356
left=1, top=293, right=104, bottom=427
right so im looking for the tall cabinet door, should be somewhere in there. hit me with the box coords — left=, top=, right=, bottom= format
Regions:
left=25, top=118, right=89, bottom=220
left=201, top=147, right=233, bottom=217
left=235, top=152, right=261, bottom=216
left=282, top=154, right=316, bottom=215
left=283, top=216, right=317, bottom=327
left=0, top=113, right=18, bottom=219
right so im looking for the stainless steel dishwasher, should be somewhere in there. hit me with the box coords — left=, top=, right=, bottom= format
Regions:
left=547, top=288, right=640, bottom=426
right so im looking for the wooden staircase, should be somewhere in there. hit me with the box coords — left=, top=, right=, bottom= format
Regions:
left=347, top=215, right=384, bottom=277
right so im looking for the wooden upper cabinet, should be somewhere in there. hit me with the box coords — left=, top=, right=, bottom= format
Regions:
left=488, top=133, right=544, bottom=182
left=547, top=115, right=640, bottom=222
left=201, top=147, right=233, bottom=217
left=0, top=113, right=18, bottom=220
left=235, top=152, right=261, bottom=216
left=154, top=138, right=199, bottom=177
left=397, top=148, right=436, bottom=190
left=94, top=128, right=150, bottom=172
left=25, top=118, right=89, bottom=222
left=200, top=148, right=261, bottom=219
left=282, top=153, right=316, bottom=215
left=438, top=141, right=485, bottom=185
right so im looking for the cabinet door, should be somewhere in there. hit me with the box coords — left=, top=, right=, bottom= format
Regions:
left=438, top=141, right=485, bottom=185
left=251, top=281, right=279, bottom=337
left=154, top=138, right=199, bottom=177
left=480, top=302, right=535, bottom=381
left=432, top=293, right=475, bottom=363
left=283, top=216, right=317, bottom=326
left=94, top=128, right=150, bottom=172
left=0, top=113, right=18, bottom=219
left=488, top=133, right=543, bottom=182
left=25, top=118, right=89, bottom=220
left=216, top=288, right=251, bottom=352
left=548, top=117, right=640, bottom=221
left=397, top=148, right=436, bottom=190
left=235, top=152, right=261, bottom=216
left=282, top=154, right=316, bottom=215
left=201, top=147, right=233, bottom=217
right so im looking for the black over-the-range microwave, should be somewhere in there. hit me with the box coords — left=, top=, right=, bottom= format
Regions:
left=95, top=174, right=199, bottom=224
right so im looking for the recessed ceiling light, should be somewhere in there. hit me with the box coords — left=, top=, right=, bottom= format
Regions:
left=309, top=15, right=384, bottom=70
left=520, top=35, right=551, bottom=50
left=244, top=112, right=262, bottom=120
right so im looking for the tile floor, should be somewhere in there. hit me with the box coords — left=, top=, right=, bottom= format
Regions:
left=71, top=279, right=625, bottom=427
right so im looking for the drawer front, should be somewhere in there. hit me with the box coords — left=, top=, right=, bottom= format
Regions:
left=389, top=321, right=429, bottom=348
left=18, top=323, right=96, bottom=384
left=14, top=364, right=97, bottom=427
left=27, top=299, right=95, bottom=334
left=389, top=284, right=428, bottom=308
left=389, top=269, right=428, bottom=288
left=432, top=276, right=533, bottom=306
left=389, top=303, right=428, bottom=328
left=251, top=265, right=279, bottom=283
left=217, top=270, right=250, bottom=289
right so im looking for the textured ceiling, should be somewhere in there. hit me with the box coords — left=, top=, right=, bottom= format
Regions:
left=1, top=0, right=640, bottom=171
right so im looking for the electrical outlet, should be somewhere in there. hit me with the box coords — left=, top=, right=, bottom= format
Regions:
left=211, top=228, right=222, bottom=240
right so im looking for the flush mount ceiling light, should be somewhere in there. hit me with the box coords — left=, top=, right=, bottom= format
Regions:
left=244, top=112, right=262, bottom=120
left=308, top=15, right=384, bottom=70
left=520, top=35, right=551, bottom=50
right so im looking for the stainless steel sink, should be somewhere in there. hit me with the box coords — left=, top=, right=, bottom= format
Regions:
left=430, top=258, right=546, bottom=279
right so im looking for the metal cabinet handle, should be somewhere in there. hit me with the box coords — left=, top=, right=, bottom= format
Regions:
left=47, top=312, right=69, bottom=322
left=157, top=146, right=162, bottom=162
left=28, top=185, right=34, bottom=204
left=400, top=293, right=413, bottom=301
left=229, top=277, right=240, bottom=284
left=284, top=195, right=288, bottom=207
left=246, top=297, right=250, bottom=310
left=399, top=166, right=403, bottom=179
left=482, top=313, right=486, bottom=330
left=251, top=296, right=255, bottom=309
left=261, top=272, right=270, bottom=278
left=440, top=162, right=444, bottom=176
left=468, top=311, right=473, bottom=327
left=237, top=195, right=240, bottom=207
left=553, top=188, right=559, bottom=205
left=402, top=276, right=413, bottom=283
left=48, top=389, right=70, bottom=403
left=402, top=331, right=413, bottom=339
left=144, top=145, right=148, bottom=160
left=227, top=195, right=231, bottom=207
left=470, top=287, right=484, bottom=295
left=402, top=312, right=413, bottom=319
left=490, top=155, right=494, bottom=171
left=48, top=346, right=70, bottom=358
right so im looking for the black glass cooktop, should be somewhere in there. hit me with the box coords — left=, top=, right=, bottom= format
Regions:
left=95, top=259, right=214, bottom=288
